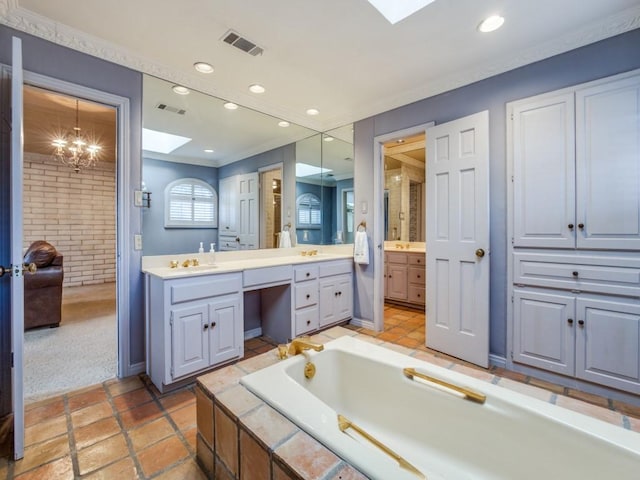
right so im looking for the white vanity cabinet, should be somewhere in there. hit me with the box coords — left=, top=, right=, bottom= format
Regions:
left=508, top=70, right=640, bottom=395
left=384, top=251, right=426, bottom=306
left=293, top=264, right=319, bottom=336
left=318, top=260, right=353, bottom=327
left=147, top=272, right=243, bottom=392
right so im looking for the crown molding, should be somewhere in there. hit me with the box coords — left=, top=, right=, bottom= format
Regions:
left=2, top=0, right=640, bottom=131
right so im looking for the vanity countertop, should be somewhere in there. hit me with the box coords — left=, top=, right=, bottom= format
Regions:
left=142, top=247, right=353, bottom=280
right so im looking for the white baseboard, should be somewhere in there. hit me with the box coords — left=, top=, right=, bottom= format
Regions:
left=349, top=317, right=375, bottom=330
left=489, top=354, right=507, bottom=369
left=244, top=327, right=263, bottom=340
left=127, top=361, right=146, bottom=377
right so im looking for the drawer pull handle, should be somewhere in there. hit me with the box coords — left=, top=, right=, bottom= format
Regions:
left=417, top=293, right=421, bottom=297
left=578, top=320, right=585, bottom=327
left=306, top=272, right=310, bottom=277
left=567, top=318, right=573, bottom=325
left=572, top=271, right=579, bottom=277
left=568, top=223, right=574, bottom=229
left=417, top=275, right=421, bottom=278
left=306, top=320, right=311, bottom=325
left=211, top=322, right=216, bottom=328
left=203, top=324, right=209, bottom=330
left=306, top=294, right=311, bottom=299
left=578, top=223, right=584, bottom=230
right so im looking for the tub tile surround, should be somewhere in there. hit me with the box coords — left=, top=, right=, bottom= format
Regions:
left=196, top=326, right=640, bottom=480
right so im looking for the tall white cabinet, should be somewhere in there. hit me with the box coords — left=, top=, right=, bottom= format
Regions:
left=218, top=173, right=259, bottom=251
left=509, top=71, right=640, bottom=395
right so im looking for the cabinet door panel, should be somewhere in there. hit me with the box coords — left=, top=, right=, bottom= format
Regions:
left=171, top=304, right=209, bottom=379
left=209, top=296, right=242, bottom=365
left=386, top=264, right=408, bottom=300
left=576, top=297, right=640, bottom=393
left=332, top=275, right=353, bottom=324
left=512, top=93, right=575, bottom=248
left=576, top=75, right=640, bottom=250
left=319, top=278, right=337, bottom=326
left=513, top=289, right=575, bottom=375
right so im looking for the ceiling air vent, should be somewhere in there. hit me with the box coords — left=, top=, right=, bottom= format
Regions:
left=156, top=103, right=186, bottom=115
left=221, top=29, right=264, bottom=56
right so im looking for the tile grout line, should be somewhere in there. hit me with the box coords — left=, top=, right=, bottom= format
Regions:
left=104, top=380, right=148, bottom=480
left=63, top=394, right=81, bottom=479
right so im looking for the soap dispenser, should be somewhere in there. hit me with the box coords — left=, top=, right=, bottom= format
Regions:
left=198, top=242, right=204, bottom=254
left=208, top=243, right=216, bottom=265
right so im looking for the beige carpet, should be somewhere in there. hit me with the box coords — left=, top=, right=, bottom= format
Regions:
left=24, top=283, right=117, bottom=404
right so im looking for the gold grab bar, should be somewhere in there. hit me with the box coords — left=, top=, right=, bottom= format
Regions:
left=403, top=368, right=486, bottom=404
left=337, top=414, right=426, bottom=480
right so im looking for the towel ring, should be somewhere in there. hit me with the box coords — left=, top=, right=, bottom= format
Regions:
left=357, top=221, right=366, bottom=232
left=283, top=222, right=291, bottom=232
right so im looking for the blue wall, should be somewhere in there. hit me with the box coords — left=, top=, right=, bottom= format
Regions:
left=0, top=25, right=143, bottom=415
left=142, top=158, right=218, bottom=255
left=219, top=144, right=293, bottom=178
left=353, top=29, right=640, bottom=358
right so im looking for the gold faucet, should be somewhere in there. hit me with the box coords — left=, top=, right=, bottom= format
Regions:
left=182, top=259, right=191, bottom=268
left=288, top=337, right=324, bottom=356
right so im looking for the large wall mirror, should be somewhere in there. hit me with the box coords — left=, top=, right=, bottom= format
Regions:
left=141, top=75, right=354, bottom=254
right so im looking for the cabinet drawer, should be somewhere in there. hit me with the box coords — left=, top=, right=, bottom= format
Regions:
left=514, top=253, right=640, bottom=297
left=386, top=252, right=407, bottom=264
left=294, top=264, right=318, bottom=282
left=243, top=265, right=292, bottom=288
left=170, top=273, right=241, bottom=304
left=295, top=306, right=319, bottom=336
left=295, top=283, right=318, bottom=309
left=319, top=260, right=352, bottom=277
left=408, top=286, right=426, bottom=304
left=407, top=253, right=425, bottom=266
left=408, top=266, right=425, bottom=285
left=218, top=235, right=238, bottom=251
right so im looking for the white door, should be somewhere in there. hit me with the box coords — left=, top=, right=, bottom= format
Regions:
left=10, top=36, right=25, bottom=460
left=426, top=111, right=490, bottom=367
left=238, top=172, right=259, bottom=249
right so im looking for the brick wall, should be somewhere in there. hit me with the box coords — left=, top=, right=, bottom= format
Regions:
left=23, top=152, right=116, bottom=287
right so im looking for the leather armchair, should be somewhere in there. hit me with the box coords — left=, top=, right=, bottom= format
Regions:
left=23, top=241, right=64, bottom=330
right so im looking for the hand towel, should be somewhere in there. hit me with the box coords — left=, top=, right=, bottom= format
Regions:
left=279, top=229, right=292, bottom=248
left=353, top=230, right=369, bottom=265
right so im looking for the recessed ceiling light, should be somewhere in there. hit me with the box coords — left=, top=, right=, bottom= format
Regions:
left=278, top=121, right=290, bottom=127
left=478, top=15, right=504, bottom=33
left=323, top=136, right=334, bottom=142
left=194, top=62, right=214, bottom=74
left=306, top=108, right=320, bottom=116
left=172, top=85, right=190, bottom=95
left=224, top=102, right=239, bottom=110
left=204, top=149, right=214, bottom=153
left=249, top=84, right=265, bottom=94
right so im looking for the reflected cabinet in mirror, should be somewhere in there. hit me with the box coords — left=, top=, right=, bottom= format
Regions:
left=141, top=74, right=353, bottom=255
left=383, top=133, right=426, bottom=242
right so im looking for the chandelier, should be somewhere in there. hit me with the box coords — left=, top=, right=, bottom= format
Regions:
left=52, top=99, right=101, bottom=173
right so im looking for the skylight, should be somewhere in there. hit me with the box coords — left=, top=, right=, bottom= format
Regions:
left=366, top=0, right=436, bottom=24
left=296, top=162, right=333, bottom=177
left=142, top=128, right=191, bottom=154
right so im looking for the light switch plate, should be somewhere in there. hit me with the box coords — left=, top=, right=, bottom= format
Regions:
left=134, top=234, right=142, bottom=250
left=134, top=190, right=143, bottom=207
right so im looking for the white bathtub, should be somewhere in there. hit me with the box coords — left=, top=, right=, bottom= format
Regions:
left=240, top=336, right=640, bottom=480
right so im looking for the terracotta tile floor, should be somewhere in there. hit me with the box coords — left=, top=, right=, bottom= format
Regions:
left=3, top=313, right=640, bottom=479
left=1, top=337, right=276, bottom=480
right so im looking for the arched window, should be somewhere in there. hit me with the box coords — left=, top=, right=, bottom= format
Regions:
left=164, top=178, right=217, bottom=228
left=296, top=193, right=321, bottom=226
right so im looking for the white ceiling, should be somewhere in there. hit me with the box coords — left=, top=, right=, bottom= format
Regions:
left=3, top=0, right=639, bottom=134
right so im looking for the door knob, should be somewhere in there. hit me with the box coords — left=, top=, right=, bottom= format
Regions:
left=475, top=248, right=485, bottom=258
left=0, top=263, right=37, bottom=278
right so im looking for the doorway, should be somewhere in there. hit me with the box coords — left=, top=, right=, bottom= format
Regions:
left=259, top=164, right=283, bottom=249
left=22, top=85, right=118, bottom=402
left=379, top=131, right=427, bottom=336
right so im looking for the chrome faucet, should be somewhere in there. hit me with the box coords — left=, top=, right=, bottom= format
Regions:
left=288, top=337, right=324, bottom=356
